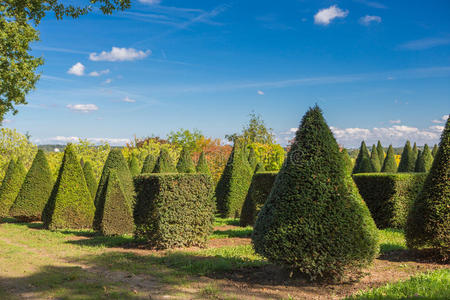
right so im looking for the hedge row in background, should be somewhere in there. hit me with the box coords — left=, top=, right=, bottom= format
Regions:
left=353, top=173, right=427, bottom=229
left=134, top=173, right=214, bottom=249
left=0, top=159, right=26, bottom=217
left=240, top=171, right=277, bottom=227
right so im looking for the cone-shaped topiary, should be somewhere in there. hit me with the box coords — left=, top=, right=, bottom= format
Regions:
left=10, top=150, right=53, bottom=222
left=83, top=161, right=97, bottom=199
left=248, top=147, right=258, bottom=171
left=153, top=148, right=177, bottom=173
left=412, top=142, right=418, bottom=161
left=432, top=144, right=438, bottom=157
left=94, top=149, right=135, bottom=218
left=215, top=141, right=254, bottom=218
left=370, top=145, right=381, bottom=172
left=376, top=141, right=385, bottom=167
left=341, top=148, right=353, bottom=175
left=128, top=154, right=141, bottom=177
left=398, top=141, right=416, bottom=172
left=406, top=117, right=449, bottom=259
left=414, top=144, right=433, bottom=173
left=176, top=147, right=196, bottom=173
left=414, top=150, right=422, bottom=171
left=381, top=145, right=397, bottom=173
left=252, top=106, right=379, bottom=280
left=141, top=154, right=156, bottom=174
left=0, top=159, right=26, bottom=218
left=255, top=162, right=266, bottom=173
left=43, top=144, right=95, bottom=230
left=96, top=170, right=134, bottom=236
left=352, top=141, right=373, bottom=174
left=196, top=151, right=211, bottom=175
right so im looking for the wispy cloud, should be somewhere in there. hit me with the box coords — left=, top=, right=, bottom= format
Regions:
left=34, top=136, right=130, bottom=146
left=431, top=115, right=449, bottom=124
left=353, top=0, right=387, bottom=9
left=257, top=90, right=264, bottom=95
left=123, top=96, right=136, bottom=103
left=389, top=120, right=401, bottom=124
left=314, top=5, right=348, bottom=26
left=139, top=0, right=161, bottom=4
left=89, top=47, right=151, bottom=62
left=66, top=104, right=99, bottom=113
left=33, top=46, right=90, bottom=55
left=359, top=15, right=381, bottom=26
left=89, top=69, right=110, bottom=77
left=67, top=62, right=85, bottom=76
left=398, top=37, right=450, bottom=50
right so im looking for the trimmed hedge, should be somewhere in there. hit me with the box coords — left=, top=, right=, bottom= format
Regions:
left=10, top=150, right=53, bottom=222
left=43, top=144, right=95, bottom=230
left=381, top=145, right=397, bottom=173
left=353, top=141, right=373, bottom=174
left=370, top=145, right=381, bottom=172
left=0, top=159, right=26, bottom=218
left=240, top=172, right=277, bottom=227
left=134, top=173, right=214, bottom=249
left=83, top=161, right=97, bottom=198
left=255, top=162, right=266, bottom=173
left=196, top=151, right=211, bottom=175
left=176, top=147, right=196, bottom=173
left=96, top=170, right=134, bottom=236
left=353, top=173, right=427, bottom=229
left=376, top=141, right=385, bottom=167
left=141, top=154, right=156, bottom=174
left=248, top=147, right=258, bottom=171
left=128, top=155, right=141, bottom=177
left=415, top=144, right=433, bottom=173
left=153, top=148, right=176, bottom=173
left=398, top=141, right=416, bottom=172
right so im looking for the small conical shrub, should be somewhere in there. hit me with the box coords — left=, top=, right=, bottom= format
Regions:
left=414, top=150, right=422, bottom=171
left=341, top=148, right=353, bottom=175
left=414, top=144, right=433, bottom=173
left=95, top=170, right=134, bottom=236
left=248, top=147, right=258, bottom=171
left=215, top=141, right=254, bottom=218
left=94, top=149, right=135, bottom=217
left=0, top=159, right=26, bottom=217
left=381, top=145, right=397, bottom=173
left=255, top=162, right=266, bottom=173
left=83, top=161, right=97, bottom=199
left=196, top=151, right=211, bottom=175
left=252, top=106, right=379, bottom=280
left=43, top=144, right=95, bottom=230
left=176, top=147, right=196, bottom=173
left=398, top=141, right=416, bottom=172
left=141, top=154, right=156, bottom=174
left=432, top=144, right=438, bottom=157
left=353, top=141, right=373, bottom=174
left=153, top=148, right=176, bottom=173
left=412, top=142, right=418, bottom=160
left=376, top=141, right=385, bottom=167
left=406, top=117, right=449, bottom=259
left=370, top=145, right=381, bottom=172
left=10, top=150, right=53, bottom=222
left=128, top=154, right=140, bottom=177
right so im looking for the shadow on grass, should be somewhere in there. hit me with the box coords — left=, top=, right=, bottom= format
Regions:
left=65, top=234, right=141, bottom=248
left=211, top=228, right=252, bottom=239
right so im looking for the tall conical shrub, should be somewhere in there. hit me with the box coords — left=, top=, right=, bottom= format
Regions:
left=215, top=141, right=254, bottom=218
left=370, top=145, right=381, bottom=172
left=177, top=147, right=196, bottom=173
left=376, top=141, right=385, bottom=167
left=141, top=154, right=156, bottom=174
left=406, top=117, right=449, bottom=259
left=398, top=141, right=416, bottom=172
left=381, top=145, right=397, bottom=173
left=353, top=141, right=373, bottom=174
left=252, top=106, right=379, bottom=280
left=94, top=149, right=135, bottom=210
left=341, top=148, right=353, bottom=175
left=0, top=159, right=26, bottom=217
left=83, top=161, right=97, bottom=198
left=43, top=144, right=95, bottom=230
left=10, top=150, right=53, bottom=222
left=128, top=154, right=140, bottom=177
left=95, top=170, right=134, bottom=236
left=414, top=144, right=434, bottom=173
left=153, top=148, right=176, bottom=173
left=412, top=142, right=418, bottom=160
left=196, top=151, right=211, bottom=175
left=248, top=147, right=258, bottom=171
left=432, top=144, right=438, bottom=157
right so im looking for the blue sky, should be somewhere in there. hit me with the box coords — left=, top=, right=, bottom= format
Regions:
left=5, top=0, right=450, bottom=147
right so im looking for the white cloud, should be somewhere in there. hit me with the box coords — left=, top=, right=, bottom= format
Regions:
left=138, top=0, right=161, bottom=4
left=36, top=136, right=130, bottom=146
left=314, top=5, right=348, bottom=26
left=359, top=15, right=381, bottom=26
left=67, top=62, right=85, bottom=76
left=66, top=104, right=99, bottom=113
left=431, top=115, right=449, bottom=124
left=257, top=90, right=264, bottom=95
left=389, top=120, right=401, bottom=124
left=398, top=37, right=450, bottom=51
left=89, top=47, right=151, bottom=62
left=429, top=125, right=444, bottom=132
left=123, top=96, right=136, bottom=103
left=103, top=78, right=112, bottom=84
left=89, top=69, right=110, bottom=77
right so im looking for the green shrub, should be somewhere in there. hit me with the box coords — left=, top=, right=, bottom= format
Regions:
left=215, top=142, right=253, bottom=218
left=255, top=162, right=266, bottom=173
left=0, top=159, right=26, bottom=217
left=406, top=118, right=449, bottom=259
left=153, top=148, right=176, bottom=173
left=94, top=149, right=135, bottom=211
left=43, top=144, right=95, bottom=230
left=9, top=150, right=53, bottom=222
left=341, top=148, right=353, bottom=175
left=134, top=173, right=214, bottom=249
left=398, top=141, right=416, bottom=172
left=95, top=170, right=134, bottom=236
left=83, top=161, right=97, bottom=199
left=176, top=147, right=196, bottom=173
left=248, top=147, right=258, bottom=171
left=415, top=144, right=433, bottom=172
left=376, top=141, right=385, bottom=167
left=141, top=154, right=156, bottom=174
left=370, top=144, right=381, bottom=172
left=381, top=145, right=397, bottom=173
left=196, top=151, right=211, bottom=175
left=240, top=172, right=277, bottom=227
left=252, top=106, right=379, bottom=280
left=353, top=173, right=427, bottom=229
left=128, top=154, right=140, bottom=177
left=432, top=144, right=438, bottom=157
left=353, top=141, right=373, bottom=174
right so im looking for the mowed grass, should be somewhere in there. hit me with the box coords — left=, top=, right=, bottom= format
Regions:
left=347, top=268, right=450, bottom=299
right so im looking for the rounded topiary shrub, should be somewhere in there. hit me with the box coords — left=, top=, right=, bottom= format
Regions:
left=83, top=161, right=98, bottom=199
left=252, top=106, right=379, bottom=280
left=406, top=117, right=449, bottom=260
left=141, top=154, right=156, bottom=174
left=381, top=145, right=397, bottom=173
left=153, top=148, right=176, bottom=173
left=177, top=147, right=196, bottom=173
left=43, top=144, right=95, bottom=230
left=9, top=150, right=54, bottom=222
left=0, top=159, right=26, bottom=218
